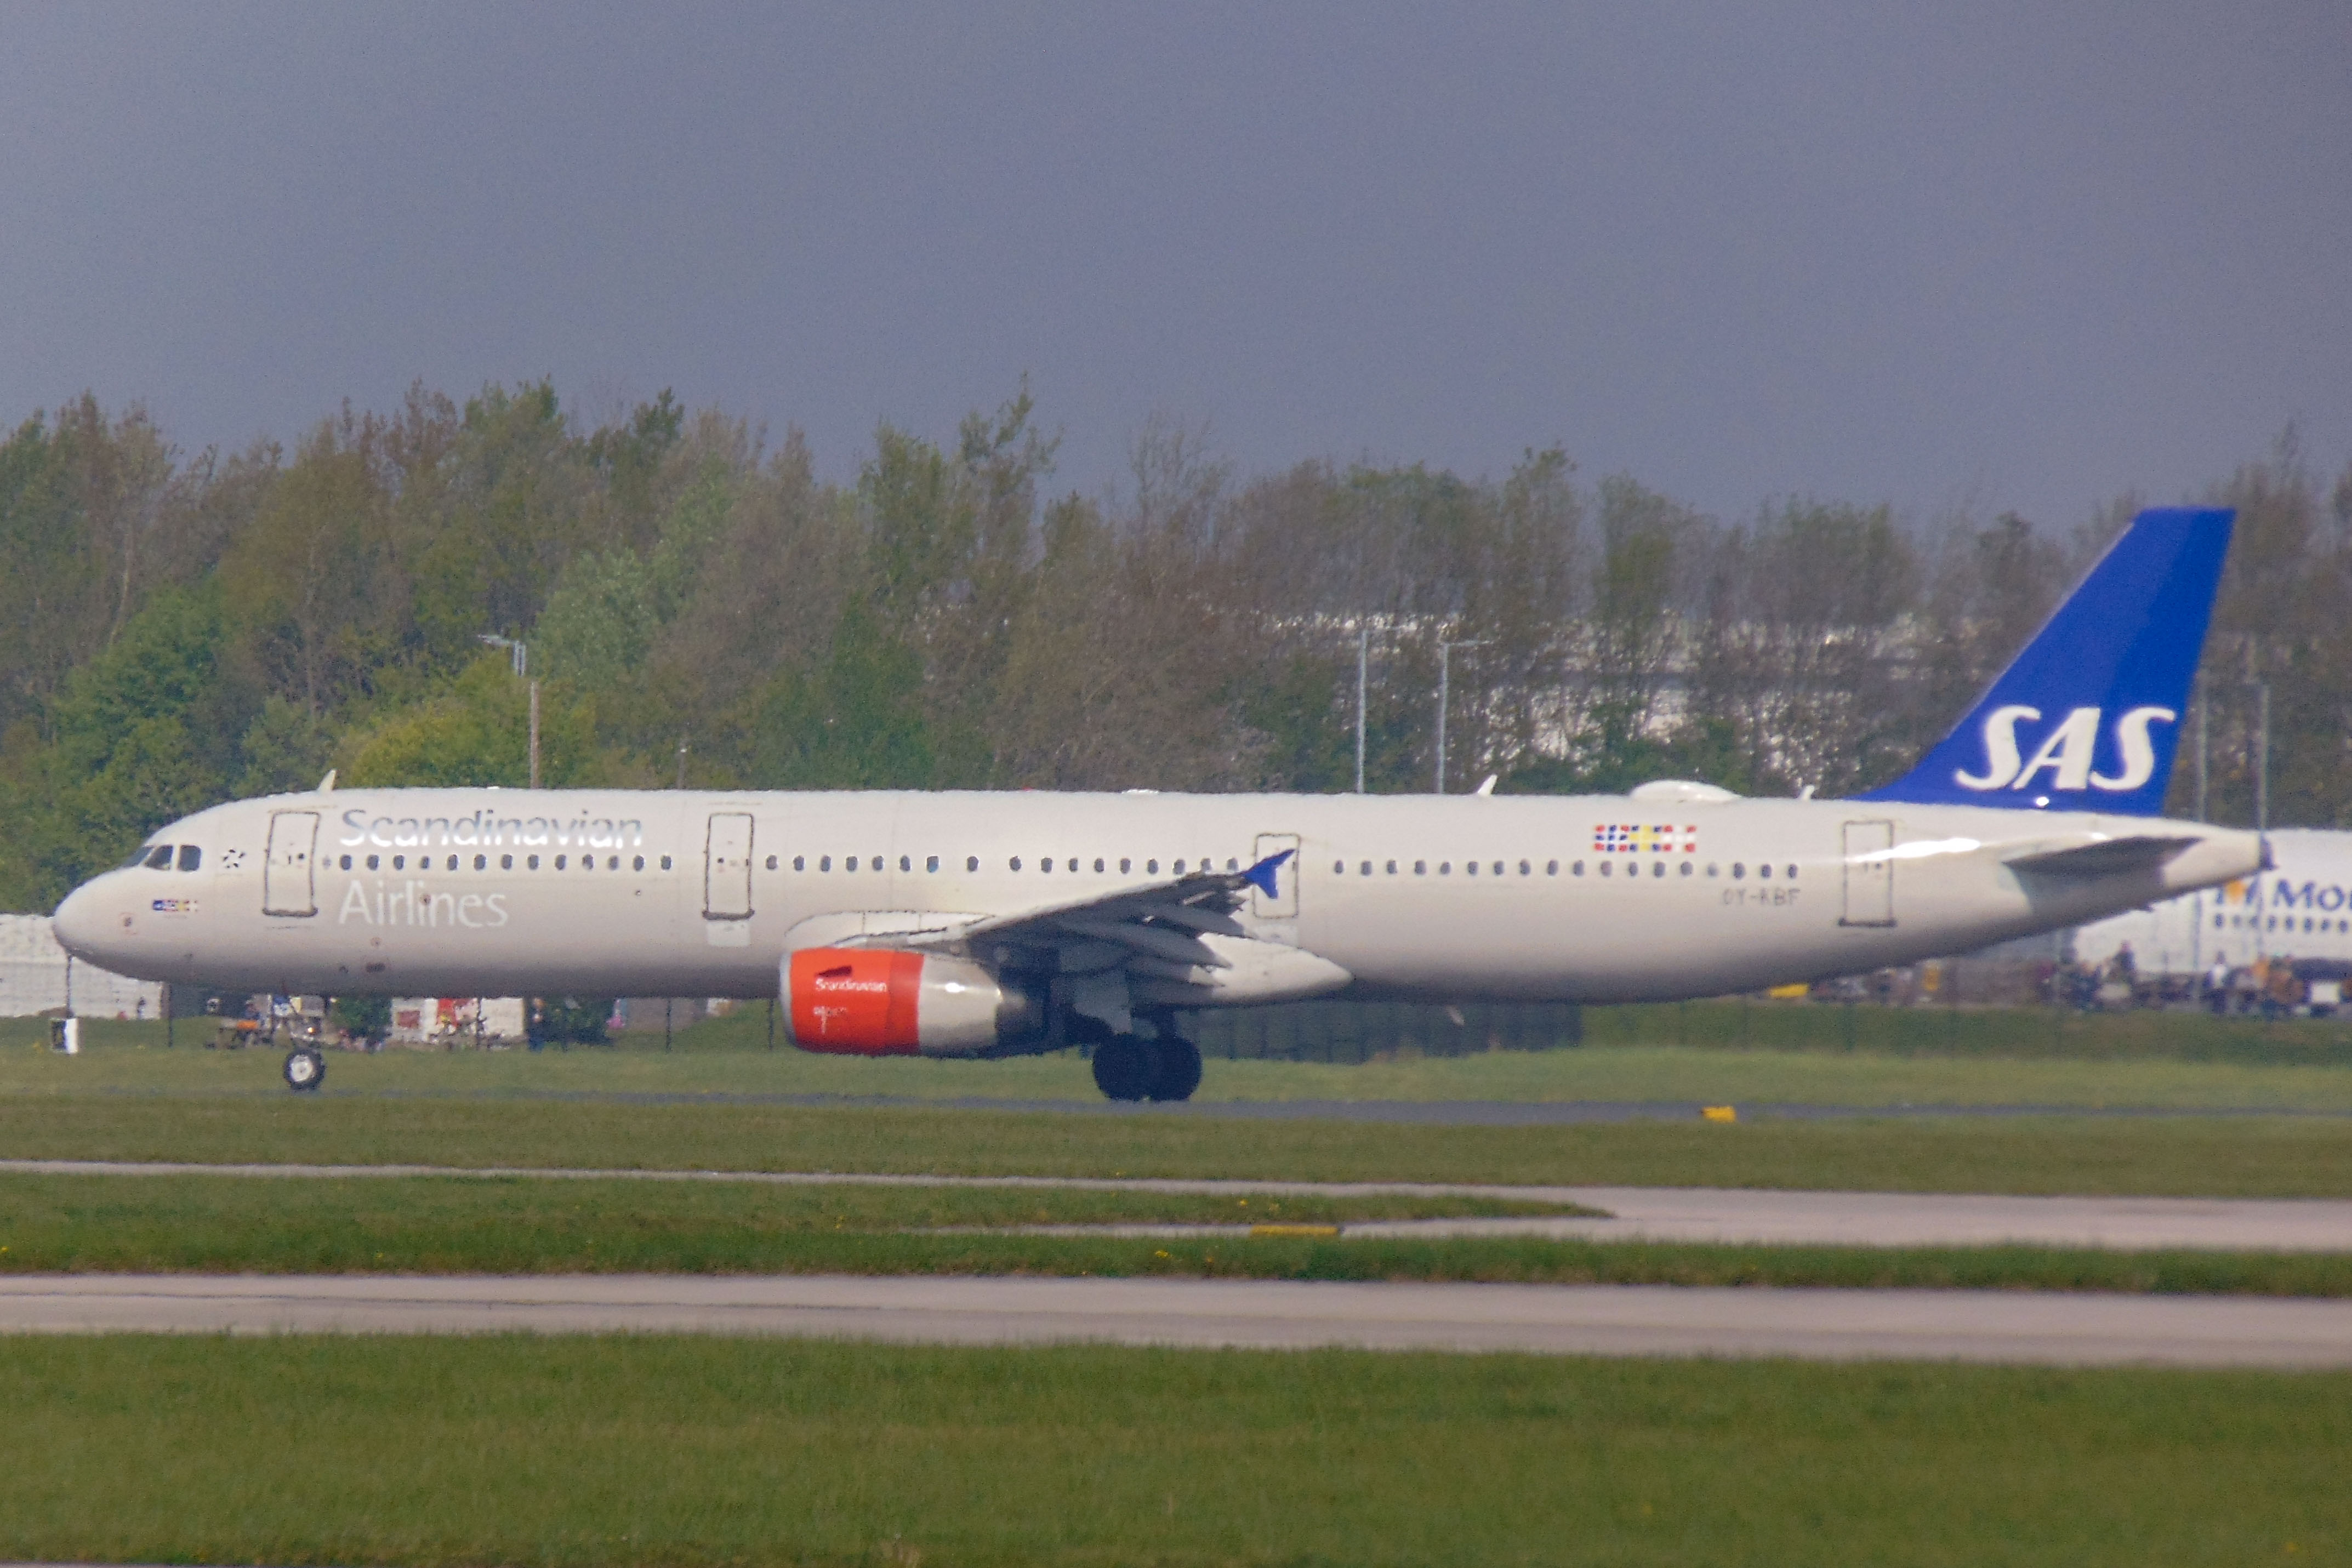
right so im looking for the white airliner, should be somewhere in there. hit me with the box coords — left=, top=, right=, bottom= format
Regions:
left=53, top=508, right=2262, bottom=1099
left=2072, top=828, right=2352, bottom=977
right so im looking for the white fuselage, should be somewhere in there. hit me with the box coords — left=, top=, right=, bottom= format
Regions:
left=2071, top=828, right=2352, bottom=976
left=54, top=786, right=2265, bottom=1006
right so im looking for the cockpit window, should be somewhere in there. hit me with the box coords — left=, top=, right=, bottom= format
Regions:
left=143, top=845, right=175, bottom=870
left=177, top=846, right=202, bottom=871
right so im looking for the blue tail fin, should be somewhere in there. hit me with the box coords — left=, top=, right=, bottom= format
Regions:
left=1858, top=507, right=2233, bottom=815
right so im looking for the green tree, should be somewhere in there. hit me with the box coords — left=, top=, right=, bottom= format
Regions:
left=341, top=656, right=599, bottom=789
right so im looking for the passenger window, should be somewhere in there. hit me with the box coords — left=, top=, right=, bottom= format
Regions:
left=1043, top=859, right=1054, bottom=873
left=1414, top=860, right=1426, bottom=875
left=1518, top=860, right=1530, bottom=876
left=765, top=855, right=778, bottom=871
left=1173, top=860, right=1184, bottom=873
left=1545, top=860, right=1558, bottom=876
left=474, top=854, right=487, bottom=871
left=1707, top=864, right=1718, bottom=877
left=845, top=857, right=857, bottom=874
left=1466, top=861, right=1478, bottom=876
left=1440, top=862, right=1451, bottom=875
left=898, top=855, right=909, bottom=872
left=1120, top=858, right=1132, bottom=873
left=1227, top=858, right=1239, bottom=871
left=367, top=854, right=379, bottom=870
left=1573, top=861, right=1584, bottom=876
left=966, top=856, right=979, bottom=872
left=1094, top=858, right=1105, bottom=873
left=528, top=855, right=540, bottom=870
left=608, top=856, right=619, bottom=870
left=1600, top=862, right=1612, bottom=878
left=927, top=855, right=939, bottom=873
left=1010, top=857, right=1023, bottom=871
left=820, top=856, right=832, bottom=871
left=178, top=846, right=202, bottom=871
left=1360, top=861, right=1373, bottom=876
left=557, top=855, right=570, bottom=870
left=793, top=856, right=805, bottom=871
left=1147, top=859, right=1159, bottom=874
left=633, top=856, right=645, bottom=871
left=394, top=856, right=407, bottom=870
left=660, top=855, right=673, bottom=871
left=447, top=855, right=459, bottom=871
left=1759, top=864, right=1771, bottom=879
left=1732, top=863, right=1745, bottom=879
left=1386, top=860, right=1398, bottom=875
left=1786, top=864, right=1798, bottom=880
left=1679, top=861, right=1693, bottom=876
left=338, top=854, right=352, bottom=871
left=1493, top=862, right=1504, bottom=876
left=1651, top=862, right=1665, bottom=879
left=1334, top=859, right=1346, bottom=875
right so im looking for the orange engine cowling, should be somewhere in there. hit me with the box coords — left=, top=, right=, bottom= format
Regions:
left=785, top=947, right=1040, bottom=1057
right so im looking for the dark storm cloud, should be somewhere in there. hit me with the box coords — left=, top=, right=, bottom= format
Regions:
left=1, top=1, right=2345, bottom=524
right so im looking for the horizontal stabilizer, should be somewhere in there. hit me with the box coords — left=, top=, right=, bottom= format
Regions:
left=2003, top=835, right=2203, bottom=877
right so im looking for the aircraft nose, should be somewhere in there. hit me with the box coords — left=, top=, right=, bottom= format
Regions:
left=50, top=878, right=118, bottom=963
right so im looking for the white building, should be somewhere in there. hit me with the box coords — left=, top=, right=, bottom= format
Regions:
left=0, top=914, right=164, bottom=1018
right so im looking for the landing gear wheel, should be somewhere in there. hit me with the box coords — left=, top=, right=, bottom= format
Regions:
left=1091, top=1035, right=1158, bottom=1102
left=1148, top=1036, right=1203, bottom=1102
left=283, top=1046, right=325, bottom=1092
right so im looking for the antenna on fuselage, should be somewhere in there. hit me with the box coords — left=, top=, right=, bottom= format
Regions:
left=317, top=769, right=337, bottom=793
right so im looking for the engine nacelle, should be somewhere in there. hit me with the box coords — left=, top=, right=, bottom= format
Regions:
left=784, top=947, right=1041, bottom=1057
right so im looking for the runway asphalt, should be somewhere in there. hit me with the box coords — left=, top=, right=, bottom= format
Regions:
left=7, top=1273, right=2352, bottom=1365
left=10, top=1160, right=2352, bottom=1251
left=350, top=1087, right=2352, bottom=1122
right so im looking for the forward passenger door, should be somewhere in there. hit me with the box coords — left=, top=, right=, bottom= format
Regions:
left=263, top=811, right=319, bottom=917
left=704, top=812, right=755, bottom=920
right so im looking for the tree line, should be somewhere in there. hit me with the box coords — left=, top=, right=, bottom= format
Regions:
left=2, top=383, right=2345, bottom=912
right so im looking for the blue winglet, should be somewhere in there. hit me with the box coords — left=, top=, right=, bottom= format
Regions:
left=1858, top=506, right=2233, bottom=815
left=1242, top=848, right=1295, bottom=898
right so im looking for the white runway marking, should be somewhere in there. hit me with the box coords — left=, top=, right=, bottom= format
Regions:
left=5, top=1273, right=2352, bottom=1366
left=6, top=1160, right=2350, bottom=1252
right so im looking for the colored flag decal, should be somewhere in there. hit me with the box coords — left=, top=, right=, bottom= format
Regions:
left=1592, top=824, right=1700, bottom=854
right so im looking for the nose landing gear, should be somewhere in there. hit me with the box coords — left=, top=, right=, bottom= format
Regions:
left=282, top=1046, right=326, bottom=1092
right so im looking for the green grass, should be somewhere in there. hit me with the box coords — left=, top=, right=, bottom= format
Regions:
left=6, top=1091, right=2352, bottom=1195
left=1, top=1336, right=2344, bottom=1566
left=2, top=1173, right=2347, bottom=1296
left=17, top=1012, right=2352, bottom=1110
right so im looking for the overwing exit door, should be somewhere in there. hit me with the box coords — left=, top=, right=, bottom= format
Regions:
left=1840, top=819, right=1895, bottom=927
left=704, top=812, right=754, bottom=919
left=263, top=811, right=319, bottom=917
left=1252, top=832, right=1301, bottom=920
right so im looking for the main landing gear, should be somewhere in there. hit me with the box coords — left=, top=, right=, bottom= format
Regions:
left=282, top=1046, right=326, bottom=1092
left=1090, top=1033, right=1203, bottom=1103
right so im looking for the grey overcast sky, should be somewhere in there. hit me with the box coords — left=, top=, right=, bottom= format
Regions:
left=2, top=3, right=2346, bottom=527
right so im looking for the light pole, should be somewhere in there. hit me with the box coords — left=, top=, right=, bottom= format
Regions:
left=476, top=635, right=538, bottom=789
left=2253, top=680, right=2269, bottom=834
left=1354, top=628, right=1368, bottom=794
left=1435, top=637, right=1488, bottom=794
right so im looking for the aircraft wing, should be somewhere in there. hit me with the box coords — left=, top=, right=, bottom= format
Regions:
left=836, top=848, right=1349, bottom=1011
left=912, top=846, right=1289, bottom=959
